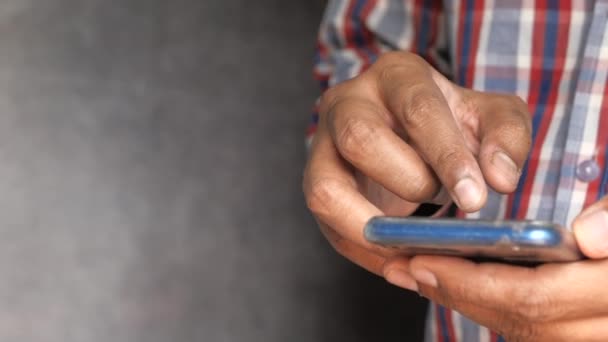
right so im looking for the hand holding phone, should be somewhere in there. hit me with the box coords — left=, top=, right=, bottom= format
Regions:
left=365, top=217, right=584, bottom=263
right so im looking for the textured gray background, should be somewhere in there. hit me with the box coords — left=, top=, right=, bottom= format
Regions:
left=0, top=1, right=426, bottom=341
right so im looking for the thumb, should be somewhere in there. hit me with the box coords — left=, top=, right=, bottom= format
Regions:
left=572, top=197, right=608, bottom=259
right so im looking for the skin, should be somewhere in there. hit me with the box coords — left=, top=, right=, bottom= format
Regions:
left=303, top=51, right=608, bottom=341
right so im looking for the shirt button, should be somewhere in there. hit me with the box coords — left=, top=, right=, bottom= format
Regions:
left=576, top=159, right=600, bottom=182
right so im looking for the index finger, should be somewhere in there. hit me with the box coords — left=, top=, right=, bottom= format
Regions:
left=374, top=55, right=487, bottom=212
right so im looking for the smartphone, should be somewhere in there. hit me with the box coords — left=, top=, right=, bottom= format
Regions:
left=364, top=217, right=584, bottom=263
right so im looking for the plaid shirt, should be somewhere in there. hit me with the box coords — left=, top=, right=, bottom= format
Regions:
left=309, top=1, right=608, bottom=341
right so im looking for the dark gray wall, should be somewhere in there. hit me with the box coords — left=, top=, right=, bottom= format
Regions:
left=0, top=1, right=426, bottom=341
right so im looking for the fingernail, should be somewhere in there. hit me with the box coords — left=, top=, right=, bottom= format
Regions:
left=574, top=210, right=608, bottom=258
left=411, top=268, right=438, bottom=288
left=491, top=151, right=519, bottom=186
left=385, top=269, right=418, bottom=292
left=453, top=177, right=483, bottom=211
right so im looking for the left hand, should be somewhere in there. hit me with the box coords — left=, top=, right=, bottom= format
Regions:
left=384, top=196, right=608, bottom=342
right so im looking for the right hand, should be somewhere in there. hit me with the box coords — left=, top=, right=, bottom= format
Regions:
left=302, top=52, right=532, bottom=285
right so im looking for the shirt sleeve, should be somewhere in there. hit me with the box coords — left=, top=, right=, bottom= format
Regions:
left=307, top=0, right=450, bottom=147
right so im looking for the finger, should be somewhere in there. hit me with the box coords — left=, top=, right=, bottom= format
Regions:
left=385, top=257, right=515, bottom=332
left=375, top=56, right=487, bottom=212
left=388, top=257, right=601, bottom=340
left=475, top=92, right=532, bottom=192
left=542, top=316, right=608, bottom=342
left=326, top=95, right=440, bottom=202
left=407, top=255, right=608, bottom=323
left=381, top=256, right=418, bottom=292
left=320, top=221, right=417, bottom=290
left=319, top=223, right=387, bottom=276
left=572, top=196, right=608, bottom=259
left=303, top=125, right=389, bottom=254
left=356, top=174, right=422, bottom=215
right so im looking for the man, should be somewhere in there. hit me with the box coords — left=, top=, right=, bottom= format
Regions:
left=303, top=1, right=608, bottom=341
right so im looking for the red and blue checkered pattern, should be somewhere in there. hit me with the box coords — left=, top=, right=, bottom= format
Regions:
left=310, top=0, right=608, bottom=340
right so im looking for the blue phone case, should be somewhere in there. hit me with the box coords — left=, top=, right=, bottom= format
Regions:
left=364, top=217, right=584, bottom=263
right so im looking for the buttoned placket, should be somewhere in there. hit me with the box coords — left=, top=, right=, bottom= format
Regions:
left=553, top=1, right=608, bottom=226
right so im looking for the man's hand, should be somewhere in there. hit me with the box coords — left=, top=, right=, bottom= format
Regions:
left=302, top=52, right=532, bottom=280
left=382, top=197, right=608, bottom=341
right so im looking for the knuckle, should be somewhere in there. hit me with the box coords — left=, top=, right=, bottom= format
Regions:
left=495, top=119, right=532, bottom=150
left=375, top=52, right=429, bottom=84
left=400, top=85, right=444, bottom=128
left=403, top=173, right=438, bottom=202
left=305, top=177, right=343, bottom=218
left=319, top=85, right=344, bottom=115
left=384, top=160, right=437, bottom=202
left=377, top=64, right=407, bottom=87
left=335, top=116, right=378, bottom=160
left=320, top=81, right=363, bottom=116
left=434, top=148, right=465, bottom=169
left=320, top=77, right=373, bottom=117
left=375, top=51, right=402, bottom=67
